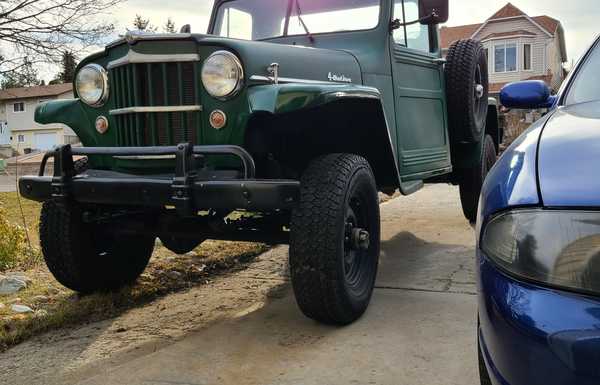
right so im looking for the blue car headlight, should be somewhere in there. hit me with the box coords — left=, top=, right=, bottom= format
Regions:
left=481, top=209, right=600, bottom=295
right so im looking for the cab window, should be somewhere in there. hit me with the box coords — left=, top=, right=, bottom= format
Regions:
left=217, top=7, right=253, bottom=40
left=393, top=0, right=431, bottom=53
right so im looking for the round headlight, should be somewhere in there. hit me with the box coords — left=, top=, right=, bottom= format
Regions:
left=201, top=51, right=244, bottom=100
left=75, top=64, right=109, bottom=107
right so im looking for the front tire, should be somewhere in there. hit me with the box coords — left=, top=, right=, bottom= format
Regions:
left=290, top=154, right=380, bottom=325
left=40, top=201, right=155, bottom=293
left=459, top=135, right=497, bottom=222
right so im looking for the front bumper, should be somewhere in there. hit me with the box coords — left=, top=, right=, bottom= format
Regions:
left=19, top=144, right=299, bottom=215
left=478, top=251, right=600, bottom=385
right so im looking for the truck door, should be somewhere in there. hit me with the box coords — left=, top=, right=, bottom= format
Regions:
left=390, top=0, right=451, bottom=181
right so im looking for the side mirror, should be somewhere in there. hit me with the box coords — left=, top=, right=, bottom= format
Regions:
left=500, top=81, right=557, bottom=109
left=419, top=0, right=449, bottom=25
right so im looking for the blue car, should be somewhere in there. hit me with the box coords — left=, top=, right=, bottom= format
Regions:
left=477, top=35, right=600, bottom=385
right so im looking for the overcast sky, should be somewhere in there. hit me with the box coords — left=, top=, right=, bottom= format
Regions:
left=40, top=0, right=598, bottom=80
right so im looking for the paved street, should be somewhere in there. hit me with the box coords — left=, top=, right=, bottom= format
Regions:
left=72, top=185, right=479, bottom=385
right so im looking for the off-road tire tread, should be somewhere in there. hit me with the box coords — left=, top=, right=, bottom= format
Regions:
left=40, top=201, right=154, bottom=293
left=73, top=157, right=88, bottom=174
left=446, top=39, right=489, bottom=143
left=459, top=135, right=497, bottom=222
left=290, top=154, right=379, bottom=325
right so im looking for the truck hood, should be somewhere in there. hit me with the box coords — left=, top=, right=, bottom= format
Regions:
left=538, top=101, right=600, bottom=207
left=101, top=32, right=363, bottom=85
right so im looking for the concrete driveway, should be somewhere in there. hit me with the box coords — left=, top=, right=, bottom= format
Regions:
left=74, top=185, right=479, bottom=385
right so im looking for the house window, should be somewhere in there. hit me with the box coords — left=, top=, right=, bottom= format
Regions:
left=13, top=102, right=25, bottom=113
left=484, top=48, right=489, bottom=64
left=523, top=44, right=532, bottom=70
left=494, top=43, right=517, bottom=73
left=17, top=134, right=25, bottom=143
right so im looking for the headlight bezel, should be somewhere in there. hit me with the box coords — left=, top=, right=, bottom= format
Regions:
left=201, top=50, right=244, bottom=100
left=75, top=63, right=109, bottom=107
left=481, top=208, right=600, bottom=296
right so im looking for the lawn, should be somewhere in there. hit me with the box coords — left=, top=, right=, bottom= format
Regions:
left=0, top=192, right=268, bottom=351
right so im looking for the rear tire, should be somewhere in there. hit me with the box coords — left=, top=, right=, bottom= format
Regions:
left=290, top=154, right=380, bottom=325
left=40, top=201, right=155, bottom=293
left=459, top=135, right=497, bottom=223
left=446, top=39, right=489, bottom=143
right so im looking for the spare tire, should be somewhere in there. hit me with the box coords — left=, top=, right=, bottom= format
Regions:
left=445, top=39, right=489, bottom=144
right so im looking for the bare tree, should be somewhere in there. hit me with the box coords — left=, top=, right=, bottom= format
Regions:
left=0, top=0, right=123, bottom=76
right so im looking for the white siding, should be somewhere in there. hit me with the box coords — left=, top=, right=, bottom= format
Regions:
left=6, top=89, right=77, bottom=152
left=471, top=16, right=563, bottom=89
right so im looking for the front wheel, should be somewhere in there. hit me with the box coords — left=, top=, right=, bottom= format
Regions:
left=458, top=134, right=497, bottom=222
left=40, top=201, right=155, bottom=293
left=290, top=154, right=380, bottom=325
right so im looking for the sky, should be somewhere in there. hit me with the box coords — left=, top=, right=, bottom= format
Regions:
left=39, top=0, right=598, bottom=81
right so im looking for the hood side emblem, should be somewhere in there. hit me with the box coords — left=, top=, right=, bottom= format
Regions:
left=267, top=63, right=280, bottom=84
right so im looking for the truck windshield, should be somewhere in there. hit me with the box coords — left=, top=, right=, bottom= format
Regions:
left=566, top=40, right=600, bottom=105
left=213, top=0, right=380, bottom=41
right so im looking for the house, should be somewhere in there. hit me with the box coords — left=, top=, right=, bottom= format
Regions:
left=0, top=83, right=79, bottom=154
left=440, top=3, right=567, bottom=96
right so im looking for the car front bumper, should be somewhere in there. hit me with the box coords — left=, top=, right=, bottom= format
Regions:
left=478, top=251, right=600, bottom=385
left=18, top=144, right=299, bottom=215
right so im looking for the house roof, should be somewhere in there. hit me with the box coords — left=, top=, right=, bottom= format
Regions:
left=0, top=83, right=72, bottom=101
left=440, top=3, right=562, bottom=49
left=440, top=23, right=483, bottom=51
left=489, top=3, right=527, bottom=19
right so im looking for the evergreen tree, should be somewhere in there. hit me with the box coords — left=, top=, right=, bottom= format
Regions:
left=59, top=51, right=77, bottom=83
left=164, top=18, right=177, bottom=33
left=132, top=14, right=157, bottom=32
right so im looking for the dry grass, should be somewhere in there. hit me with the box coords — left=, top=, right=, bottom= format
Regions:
left=0, top=192, right=269, bottom=351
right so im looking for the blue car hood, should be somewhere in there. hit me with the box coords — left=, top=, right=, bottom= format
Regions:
left=539, top=101, right=600, bottom=207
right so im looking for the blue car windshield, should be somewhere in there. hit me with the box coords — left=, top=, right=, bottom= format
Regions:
left=213, top=0, right=380, bottom=41
left=566, top=40, right=600, bottom=105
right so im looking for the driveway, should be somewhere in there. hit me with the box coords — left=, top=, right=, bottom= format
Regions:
left=2, top=184, right=479, bottom=385
left=0, top=175, right=17, bottom=192
left=74, top=185, right=478, bottom=385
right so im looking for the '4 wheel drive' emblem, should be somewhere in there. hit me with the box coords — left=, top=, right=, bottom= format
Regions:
left=327, top=72, right=352, bottom=83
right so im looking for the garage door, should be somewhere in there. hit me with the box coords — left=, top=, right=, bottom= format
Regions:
left=34, top=132, right=58, bottom=150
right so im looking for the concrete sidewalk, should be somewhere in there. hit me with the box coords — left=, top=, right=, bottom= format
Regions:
left=73, top=185, right=479, bottom=385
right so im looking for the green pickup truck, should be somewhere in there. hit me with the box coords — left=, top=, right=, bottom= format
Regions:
left=20, top=0, right=500, bottom=325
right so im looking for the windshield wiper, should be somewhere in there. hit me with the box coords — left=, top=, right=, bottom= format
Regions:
left=293, top=0, right=315, bottom=43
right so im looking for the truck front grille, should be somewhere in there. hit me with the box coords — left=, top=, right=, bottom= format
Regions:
left=109, top=62, right=202, bottom=146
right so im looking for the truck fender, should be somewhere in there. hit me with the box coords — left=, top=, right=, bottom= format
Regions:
left=35, top=99, right=98, bottom=146
left=247, top=84, right=401, bottom=192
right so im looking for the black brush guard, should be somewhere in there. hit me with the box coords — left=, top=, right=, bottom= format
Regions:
left=19, top=143, right=300, bottom=217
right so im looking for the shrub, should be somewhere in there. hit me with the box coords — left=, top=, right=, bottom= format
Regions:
left=0, top=206, right=29, bottom=271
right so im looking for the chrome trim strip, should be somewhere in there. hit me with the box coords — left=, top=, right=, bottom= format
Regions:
left=107, top=33, right=193, bottom=49
left=108, top=51, right=200, bottom=69
left=250, top=75, right=353, bottom=85
left=109, top=105, right=202, bottom=115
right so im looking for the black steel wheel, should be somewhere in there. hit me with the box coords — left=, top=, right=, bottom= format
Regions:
left=446, top=39, right=489, bottom=143
left=459, top=134, right=497, bottom=223
left=290, top=153, right=380, bottom=325
left=40, top=201, right=155, bottom=293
